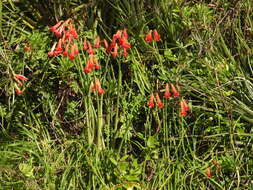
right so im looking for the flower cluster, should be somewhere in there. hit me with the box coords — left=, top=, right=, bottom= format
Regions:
left=48, top=19, right=79, bottom=60
left=109, top=29, right=131, bottom=57
left=13, top=74, right=29, bottom=95
left=90, top=78, right=104, bottom=95
left=145, top=29, right=161, bottom=42
left=148, top=83, right=190, bottom=117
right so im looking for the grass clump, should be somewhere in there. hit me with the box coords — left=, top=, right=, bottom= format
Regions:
left=0, top=0, right=253, bottom=189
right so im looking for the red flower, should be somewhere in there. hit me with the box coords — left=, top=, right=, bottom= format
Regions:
left=182, top=99, right=190, bottom=112
left=68, top=44, right=76, bottom=60
left=54, top=39, right=63, bottom=55
left=171, top=84, right=179, bottom=97
left=111, top=44, right=118, bottom=57
left=148, top=93, right=155, bottom=108
left=94, top=37, right=100, bottom=48
left=91, top=78, right=104, bottom=95
left=155, top=93, right=164, bottom=109
left=123, top=48, right=128, bottom=57
left=54, top=24, right=65, bottom=38
left=123, top=28, right=128, bottom=39
left=163, top=83, right=171, bottom=99
left=180, top=99, right=188, bottom=117
left=48, top=43, right=57, bottom=57
left=145, top=30, right=153, bottom=42
left=153, top=29, right=161, bottom=41
left=68, top=24, right=78, bottom=39
left=50, top=21, right=63, bottom=33
left=83, top=55, right=95, bottom=74
left=113, top=30, right=122, bottom=41
left=14, top=74, right=28, bottom=81
left=120, top=36, right=131, bottom=49
left=15, top=86, right=22, bottom=95
left=62, top=41, right=70, bottom=57
left=83, top=39, right=88, bottom=50
left=205, top=168, right=212, bottom=178
left=87, top=42, right=95, bottom=55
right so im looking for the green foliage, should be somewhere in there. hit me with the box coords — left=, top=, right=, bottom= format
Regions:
left=1, top=0, right=253, bottom=189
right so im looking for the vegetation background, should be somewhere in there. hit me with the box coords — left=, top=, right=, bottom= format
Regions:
left=0, top=0, right=253, bottom=189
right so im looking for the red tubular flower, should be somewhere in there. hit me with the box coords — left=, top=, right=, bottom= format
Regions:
left=163, top=83, right=171, bottom=99
left=123, top=48, right=128, bottom=57
left=123, top=28, right=128, bottom=39
left=68, top=24, right=78, bottom=39
left=54, top=39, right=63, bottom=55
left=54, top=24, right=65, bottom=38
left=48, top=43, right=57, bottom=57
left=15, top=86, right=22, bottom=95
left=111, top=44, right=118, bottom=57
left=182, top=99, right=190, bottom=112
left=73, top=43, right=79, bottom=55
left=68, top=44, right=76, bottom=60
left=113, top=30, right=122, bottom=41
left=148, top=93, right=155, bottom=108
left=155, top=93, right=164, bottom=109
left=145, top=30, right=153, bottom=42
left=83, top=55, right=95, bottom=74
left=91, top=78, right=104, bottom=95
left=83, top=40, right=88, bottom=50
left=50, top=21, right=63, bottom=33
left=62, top=41, right=70, bottom=57
left=171, top=84, right=179, bottom=97
left=180, top=99, right=187, bottom=117
left=153, top=29, right=161, bottom=41
left=120, top=37, right=131, bottom=49
left=94, top=59, right=101, bottom=69
left=15, top=74, right=28, bottom=81
left=205, top=168, right=212, bottom=178
left=87, top=42, right=95, bottom=55
left=94, top=37, right=100, bottom=49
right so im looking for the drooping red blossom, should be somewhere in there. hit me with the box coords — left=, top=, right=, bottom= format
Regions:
left=91, top=78, right=104, bottom=95
left=205, top=168, right=212, bottom=178
left=48, top=43, right=57, bottom=57
left=68, top=24, right=78, bottom=39
left=54, top=24, right=65, bottom=38
left=120, top=36, right=131, bottom=49
left=50, top=21, right=63, bottom=33
left=145, top=30, right=153, bottom=42
left=163, top=83, right=171, bottom=99
left=94, top=37, right=100, bottom=49
left=73, top=43, right=79, bottom=55
left=94, top=59, right=101, bottom=69
left=111, top=44, right=118, bottom=57
left=54, top=39, right=63, bottom=55
left=148, top=93, right=155, bottom=108
left=83, top=39, right=88, bottom=50
left=153, top=29, right=161, bottom=41
left=123, top=48, right=128, bottom=57
left=83, top=55, right=95, bottom=74
left=87, top=41, right=95, bottom=55
left=68, top=44, right=76, bottom=60
left=155, top=93, right=164, bottom=109
left=15, top=86, right=22, bottom=95
left=171, top=84, right=179, bottom=97
left=62, top=41, right=70, bottom=57
left=182, top=99, right=190, bottom=112
left=14, top=74, right=28, bottom=81
left=123, top=28, right=128, bottom=39
left=180, top=99, right=187, bottom=117
left=113, top=30, right=122, bottom=41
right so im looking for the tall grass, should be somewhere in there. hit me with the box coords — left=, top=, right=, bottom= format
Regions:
left=0, top=0, right=253, bottom=189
